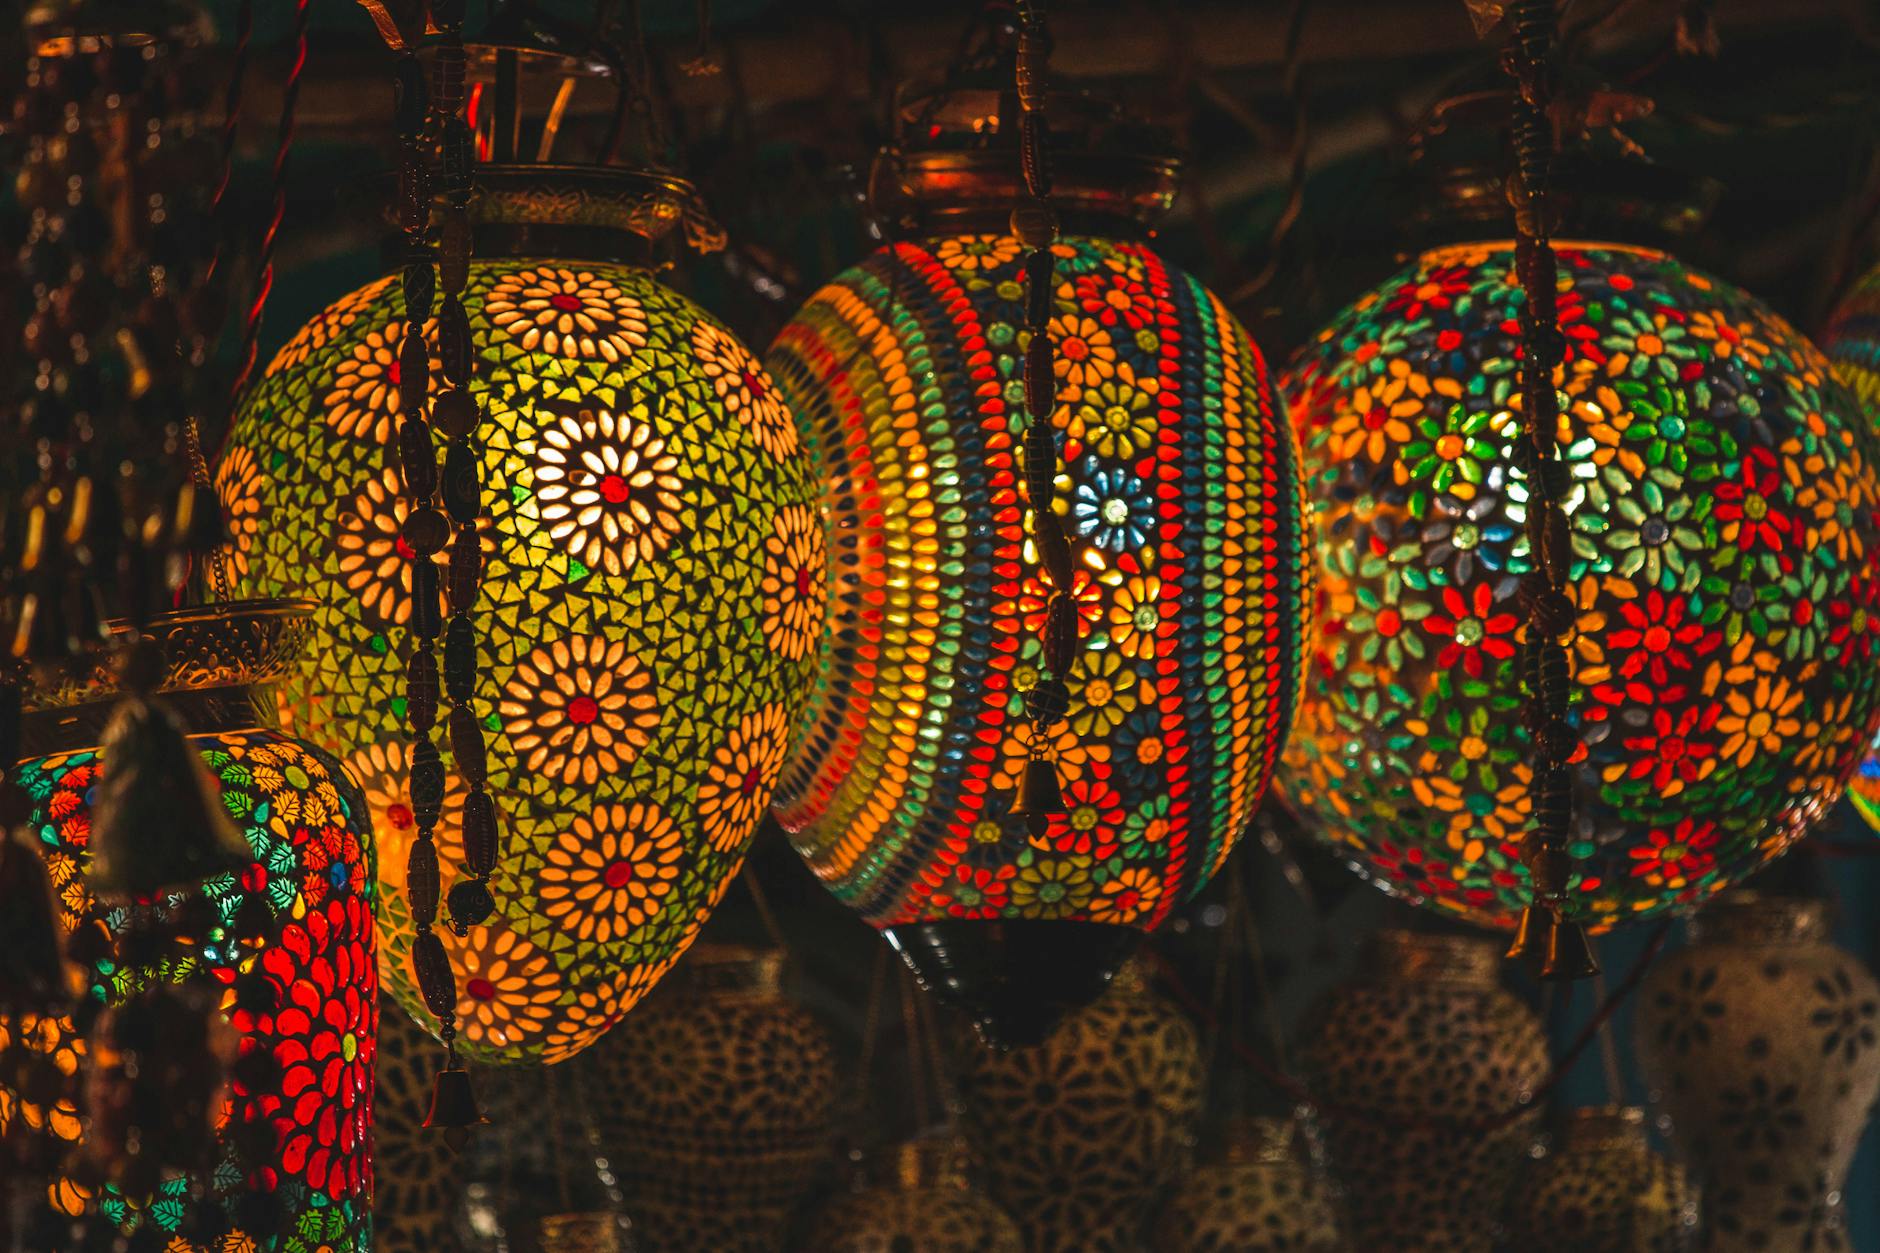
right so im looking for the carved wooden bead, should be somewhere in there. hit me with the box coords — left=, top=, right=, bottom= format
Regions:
left=1044, top=592, right=1079, bottom=674
left=398, top=331, right=429, bottom=417
left=439, top=217, right=472, bottom=299
left=448, top=525, right=482, bottom=609
left=410, top=739, right=445, bottom=824
left=392, top=57, right=428, bottom=140
left=401, top=506, right=449, bottom=556
left=1024, top=420, right=1057, bottom=509
left=396, top=157, right=430, bottom=235
left=443, top=613, right=477, bottom=702
left=401, top=260, right=434, bottom=324
left=412, top=929, right=456, bottom=1018
left=437, top=295, right=471, bottom=385
left=398, top=416, right=437, bottom=498
left=442, top=437, right=481, bottom=523
left=432, top=386, right=477, bottom=439
left=1025, top=336, right=1056, bottom=418
left=460, top=788, right=499, bottom=876
left=1024, top=249, right=1055, bottom=327
left=1034, top=511, right=1075, bottom=590
left=1519, top=575, right=1576, bottom=637
left=411, top=559, right=443, bottom=640
left=1533, top=718, right=1578, bottom=767
left=438, top=115, right=474, bottom=202
left=407, top=837, right=440, bottom=925
left=1542, top=511, right=1573, bottom=583
left=1025, top=675, right=1070, bottom=726
left=449, top=705, right=486, bottom=786
left=1011, top=198, right=1058, bottom=250
left=446, top=879, right=495, bottom=932
left=406, top=648, right=439, bottom=732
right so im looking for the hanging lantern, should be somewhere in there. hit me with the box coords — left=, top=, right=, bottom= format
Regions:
left=768, top=75, right=1309, bottom=1045
left=582, top=944, right=839, bottom=1251
left=806, top=1136, right=1024, bottom=1253
left=1150, top=1117, right=1343, bottom=1253
left=1297, top=931, right=1548, bottom=1253
left=6, top=601, right=375, bottom=1248
left=221, top=36, right=823, bottom=1065
left=955, top=960, right=1203, bottom=1251
left=1503, top=1106, right=1695, bottom=1253
left=1818, top=269, right=1880, bottom=829
left=1278, top=235, right=1880, bottom=932
left=1636, top=893, right=1880, bottom=1253
left=373, top=1007, right=466, bottom=1253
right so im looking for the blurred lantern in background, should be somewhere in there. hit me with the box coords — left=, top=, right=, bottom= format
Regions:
left=373, top=1008, right=466, bottom=1253
left=584, top=944, right=839, bottom=1251
left=806, top=1137, right=1024, bottom=1253
left=1820, top=267, right=1880, bottom=829
left=768, top=69, right=1308, bottom=1045
left=1278, top=236, right=1880, bottom=932
left=220, top=33, right=823, bottom=1065
left=1151, top=1117, right=1343, bottom=1253
left=954, top=961, right=1203, bottom=1252
left=5, top=602, right=375, bottom=1249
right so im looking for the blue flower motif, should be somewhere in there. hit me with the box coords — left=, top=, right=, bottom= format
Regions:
left=1071, top=462, right=1152, bottom=552
left=1112, top=709, right=1169, bottom=794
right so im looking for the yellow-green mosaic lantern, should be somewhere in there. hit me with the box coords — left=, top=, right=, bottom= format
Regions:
left=221, top=187, right=823, bottom=1065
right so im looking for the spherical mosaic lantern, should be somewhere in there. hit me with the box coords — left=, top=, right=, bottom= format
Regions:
left=3, top=602, right=375, bottom=1250
left=1279, top=241, right=1880, bottom=931
left=1819, top=266, right=1880, bottom=829
left=768, top=149, right=1308, bottom=1041
left=222, top=178, right=823, bottom=1064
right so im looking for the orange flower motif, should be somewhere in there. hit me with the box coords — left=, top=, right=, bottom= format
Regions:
left=934, top=234, right=1020, bottom=272
left=761, top=503, right=828, bottom=660
left=335, top=467, right=445, bottom=628
left=698, top=702, right=792, bottom=854
left=342, top=738, right=466, bottom=915
left=1089, top=865, right=1163, bottom=924
left=536, top=801, right=684, bottom=945
left=323, top=319, right=434, bottom=444
left=691, top=320, right=799, bottom=458
left=500, top=636, right=661, bottom=786
left=485, top=266, right=649, bottom=362
left=442, top=923, right=562, bottom=1055
left=214, top=443, right=265, bottom=581
left=533, top=405, right=682, bottom=576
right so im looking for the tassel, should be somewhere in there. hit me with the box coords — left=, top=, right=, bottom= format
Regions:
left=88, top=696, right=250, bottom=899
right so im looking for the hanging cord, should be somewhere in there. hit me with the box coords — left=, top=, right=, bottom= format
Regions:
left=742, top=861, right=789, bottom=954
left=852, top=943, right=892, bottom=1130
left=898, top=963, right=934, bottom=1134
left=1235, top=853, right=1290, bottom=1074
left=1501, top=0, right=1599, bottom=981
left=1229, top=0, right=1312, bottom=305
left=228, top=0, right=311, bottom=404
left=202, top=0, right=252, bottom=299
left=1151, top=917, right=1668, bottom=1136
left=1003, top=0, right=1081, bottom=831
left=1590, top=968, right=1624, bottom=1102
left=912, top=969, right=958, bottom=1121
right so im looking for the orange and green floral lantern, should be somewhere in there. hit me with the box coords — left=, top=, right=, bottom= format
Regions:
left=767, top=123, right=1310, bottom=1042
left=1278, top=240, right=1880, bottom=932
left=221, top=169, right=823, bottom=1064
left=4, top=602, right=375, bottom=1250
left=1819, top=265, right=1880, bottom=830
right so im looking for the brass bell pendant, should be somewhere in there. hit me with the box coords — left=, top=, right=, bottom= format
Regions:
left=1006, top=752, right=1067, bottom=839
left=425, top=1061, right=489, bottom=1151
left=1507, top=903, right=1599, bottom=981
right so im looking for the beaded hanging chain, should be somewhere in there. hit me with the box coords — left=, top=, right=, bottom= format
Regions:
left=388, top=1, right=498, bottom=1106
left=1504, top=0, right=1597, bottom=978
left=1009, top=1, right=1080, bottom=834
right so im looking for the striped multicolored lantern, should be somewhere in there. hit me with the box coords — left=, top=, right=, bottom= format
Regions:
left=768, top=168, right=1310, bottom=1038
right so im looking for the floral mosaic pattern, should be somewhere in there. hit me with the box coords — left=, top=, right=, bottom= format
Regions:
left=7, top=731, right=376, bottom=1250
left=223, top=259, right=822, bottom=1064
left=1279, top=242, right=1880, bottom=931
left=1819, top=266, right=1880, bottom=831
left=768, top=234, right=1309, bottom=926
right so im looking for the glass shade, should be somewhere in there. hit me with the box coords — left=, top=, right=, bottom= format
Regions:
left=1279, top=241, right=1880, bottom=931
left=221, top=260, right=823, bottom=1064
left=767, top=233, right=1307, bottom=1033
left=8, top=729, right=375, bottom=1249
left=1819, top=267, right=1880, bottom=829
